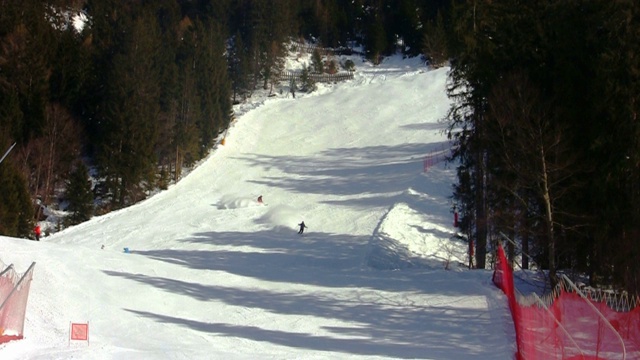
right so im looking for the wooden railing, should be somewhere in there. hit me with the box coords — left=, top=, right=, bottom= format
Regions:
left=278, top=70, right=354, bottom=83
left=290, top=43, right=361, bottom=56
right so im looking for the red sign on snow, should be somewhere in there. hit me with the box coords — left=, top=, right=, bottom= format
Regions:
left=70, top=322, right=89, bottom=345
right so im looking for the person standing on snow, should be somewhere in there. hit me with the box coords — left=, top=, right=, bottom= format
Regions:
left=297, top=221, right=307, bottom=234
left=257, top=195, right=263, bottom=204
left=34, top=224, right=41, bottom=241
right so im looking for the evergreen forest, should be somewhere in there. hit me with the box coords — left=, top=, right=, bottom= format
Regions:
left=0, top=0, right=639, bottom=294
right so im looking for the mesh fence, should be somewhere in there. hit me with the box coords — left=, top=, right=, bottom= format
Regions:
left=493, top=244, right=640, bottom=360
left=0, top=260, right=35, bottom=343
left=423, top=145, right=451, bottom=172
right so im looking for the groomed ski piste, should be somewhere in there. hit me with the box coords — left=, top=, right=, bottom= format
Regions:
left=0, top=54, right=516, bottom=359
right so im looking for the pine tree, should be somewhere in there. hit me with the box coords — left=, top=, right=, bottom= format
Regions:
left=365, top=15, right=387, bottom=65
left=96, top=8, right=161, bottom=206
left=0, top=161, right=33, bottom=238
left=445, top=0, right=637, bottom=289
left=49, top=25, right=90, bottom=112
left=447, top=0, right=499, bottom=270
left=173, top=19, right=202, bottom=177
left=0, top=1, right=56, bottom=143
left=312, top=48, right=324, bottom=73
left=300, top=65, right=316, bottom=92
left=228, top=31, right=251, bottom=103
left=584, top=0, right=640, bottom=292
left=65, top=162, right=94, bottom=226
left=192, top=20, right=231, bottom=153
left=423, top=10, right=449, bottom=67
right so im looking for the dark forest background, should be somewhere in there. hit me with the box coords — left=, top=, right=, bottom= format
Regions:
left=1, top=0, right=639, bottom=293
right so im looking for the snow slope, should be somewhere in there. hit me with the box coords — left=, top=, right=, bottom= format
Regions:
left=0, top=56, right=515, bottom=359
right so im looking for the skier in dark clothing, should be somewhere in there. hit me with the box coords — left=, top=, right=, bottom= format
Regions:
left=297, top=221, right=307, bottom=234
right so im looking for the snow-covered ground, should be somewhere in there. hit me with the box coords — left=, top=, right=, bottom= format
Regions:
left=0, top=55, right=515, bottom=359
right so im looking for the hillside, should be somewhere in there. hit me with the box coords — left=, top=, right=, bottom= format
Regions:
left=0, top=56, right=515, bottom=360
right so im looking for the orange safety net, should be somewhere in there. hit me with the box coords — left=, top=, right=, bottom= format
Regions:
left=493, top=243, right=640, bottom=360
left=0, top=262, right=35, bottom=344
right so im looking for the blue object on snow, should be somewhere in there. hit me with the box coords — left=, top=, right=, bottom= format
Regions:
left=123, top=247, right=130, bottom=253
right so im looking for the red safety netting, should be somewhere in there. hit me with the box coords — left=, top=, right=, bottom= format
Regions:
left=422, top=145, right=451, bottom=172
left=493, top=243, right=640, bottom=360
left=0, top=260, right=35, bottom=344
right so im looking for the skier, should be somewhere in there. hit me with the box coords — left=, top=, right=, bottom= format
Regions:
left=257, top=195, right=263, bottom=204
left=34, top=224, right=41, bottom=241
left=297, top=221, right=307, bottom=234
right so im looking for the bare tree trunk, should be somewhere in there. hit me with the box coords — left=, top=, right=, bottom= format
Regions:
left=507, top=228, right=516, bottom=268
left=43, top=114, right=57, bottom=206
left=522, top=218, right=530, bottom=270
left=540, top=147, right=557, bottom=285
left=175, top=146, right=181, bottom=180
left=475, top=150, right=487, bottom=269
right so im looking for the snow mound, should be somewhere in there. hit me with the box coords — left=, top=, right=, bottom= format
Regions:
left=365, top=199, right=468, bottom=271
left=215, top=195, right=260, bottom=209
left=256, top=204, right=300, bottom=231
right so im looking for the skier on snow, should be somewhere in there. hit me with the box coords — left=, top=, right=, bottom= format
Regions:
left=34, top=224, right=41, bottom=241
left=297, top=221, right=307, bottom=234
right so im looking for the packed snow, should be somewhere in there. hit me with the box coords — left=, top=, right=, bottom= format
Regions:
left=0, top=55, right=516, bottom=359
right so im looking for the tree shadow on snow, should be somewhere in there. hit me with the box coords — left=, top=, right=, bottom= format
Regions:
left=122, top=306, right=500, bottom=359
left=232, top=141, right=452, bottom=203
left=103, top=232, right=507, bottom=357
left=108, top=272, right=507, bottom=359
